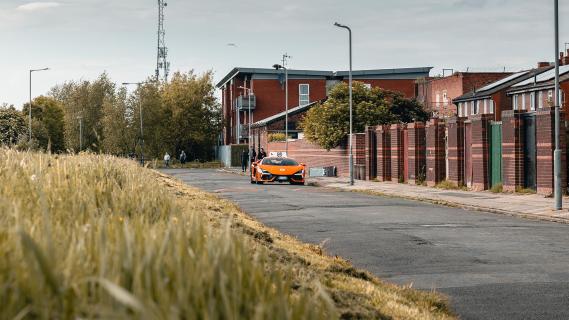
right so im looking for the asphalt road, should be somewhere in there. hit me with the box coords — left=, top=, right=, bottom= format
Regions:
left=165, top=169, right=569, bottom=320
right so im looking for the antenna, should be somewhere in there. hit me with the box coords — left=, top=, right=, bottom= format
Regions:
left=282, top=53, right=292, bottom=68
left=156, top=0, right=170, bottom=82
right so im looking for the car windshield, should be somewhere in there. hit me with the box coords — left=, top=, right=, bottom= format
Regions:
left=262, top=158, right=299, bottom=166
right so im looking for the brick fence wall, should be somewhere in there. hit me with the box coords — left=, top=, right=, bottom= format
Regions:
left=376, top=125, right=391, bottom=181
left=407, top=122, right=426, bottom=184
left=536, top=108, right=567, bottom=195
left=501, top=110, right=524, bottom=192
left=426, top=118, right=446, bottom=186
left=447, top=117, right=465, bottom=186
left=470, top=114, right=492, bottom=191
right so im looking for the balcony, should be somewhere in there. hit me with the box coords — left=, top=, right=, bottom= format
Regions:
left=235, top=95, right=256, bottom=110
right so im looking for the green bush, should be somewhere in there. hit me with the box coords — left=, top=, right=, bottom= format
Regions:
left=268, top=132, right=287, bottom=142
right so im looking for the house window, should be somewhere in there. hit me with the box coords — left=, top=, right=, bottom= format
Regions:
left=513, top=95, right=518, bottom=110
left=489, top=99, right=495, bottom=114
left=561, top=91, right=565, bottom=109
left=458, top=103, right=463, bottom=117
left=538, top=91, right=544, bottom=109
left=443, top=90, right=448, bottom=106
left=548, top=90, right=553, bottom=106
left=484, top=99, right=488, bottom=114
left=364, top=83, right=372, bottom=90
left=436, top=93, right=441, bottom=107
left=530, top=92, right=536, bottom=111
left=464, top=102, right=469, bottom=116
left=522, top=93, right=526, bottom=110
left=299, top=84, right=310, bottom=106
left=472, top=101, right=478, bottom=115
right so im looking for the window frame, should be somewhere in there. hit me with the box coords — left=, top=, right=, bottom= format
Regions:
left=299, top=84, right=310, bottom=106
left=489, top=99, right=495, bottom=114
left=538, top=91, right=544, bottom=109
left=472, top=101, right=477, bottom=115
left=530, top=92, right=536, bottom=111
left=513, top=95, right=518, bottom=110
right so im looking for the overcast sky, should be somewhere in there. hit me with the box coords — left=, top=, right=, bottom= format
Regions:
left=2, top=0, right=568, bottom=108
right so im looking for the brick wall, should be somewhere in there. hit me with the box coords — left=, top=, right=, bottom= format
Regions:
left=501, top=110, right=524, bottom=192
left=352, top=133, right=367, bottom=180
left=407, top=122, right=426, bottom=184
left=390, top=124, right=405, bottom=182
left=470, top=114, right=492, bottom=191
left=426, top=119, right=446, bottom=186
left=536, top=108, right=567, bottom=195
left=376, top=125, right=391, bottom=181
left=447, top=117, right=465, bottom=186
left=365, top=126, right=377, bottom=180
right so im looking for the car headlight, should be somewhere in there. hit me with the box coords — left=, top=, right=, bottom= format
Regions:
left=294, top=169, right=304, bottom=175
left=258, top=168, right=269, bottom=174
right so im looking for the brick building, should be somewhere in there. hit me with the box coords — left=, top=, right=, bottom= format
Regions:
left=217, top=67, right=432, bottom=145
left=453, top=66, right=552, bottom=121
left=416, top=71, right=513, bottom=118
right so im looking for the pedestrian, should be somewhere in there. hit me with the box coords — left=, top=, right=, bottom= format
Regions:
left=180, top=150, right=187, bottom=165
left=164, top=152, right=171, bottom=168
left=241, top=148, right=249, bottom=172
left=250, top=148, right=257, bottom=163
left=258, top=147, right=267, bottom=160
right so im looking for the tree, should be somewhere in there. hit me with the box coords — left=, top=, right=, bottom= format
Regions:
left=22, top=96, right=65, bottom=152
left=100, top=88, right=135, bottom=155
left=0, top=107, right=27, bottom=146
left=300, top=81, right=429, bottom=150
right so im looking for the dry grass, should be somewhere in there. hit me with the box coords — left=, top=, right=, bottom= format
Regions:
left=0, top=149, right=455, bottom=319
left=435, top=180, right=467, bottom=191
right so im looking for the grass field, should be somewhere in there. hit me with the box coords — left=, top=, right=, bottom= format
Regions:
left=0, top=149, right=455, bottom=319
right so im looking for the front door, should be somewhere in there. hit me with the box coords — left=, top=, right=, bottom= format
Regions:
left=490, top=122, right=502, bottom=188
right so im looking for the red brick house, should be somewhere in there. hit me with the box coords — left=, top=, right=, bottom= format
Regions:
left=416, top=71, right=513, bottom=118
left=217, top=67, right=432, bottom=145
left=453, top=66, right=552, bottom=121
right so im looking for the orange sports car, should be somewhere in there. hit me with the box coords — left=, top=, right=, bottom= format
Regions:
left=251, top=157, right=306, bottom=185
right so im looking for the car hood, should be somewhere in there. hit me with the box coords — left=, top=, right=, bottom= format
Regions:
left=258, top=164, right=303, bottom=175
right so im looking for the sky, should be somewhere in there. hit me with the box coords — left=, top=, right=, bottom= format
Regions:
left=1, top=0, right=568, bottom=108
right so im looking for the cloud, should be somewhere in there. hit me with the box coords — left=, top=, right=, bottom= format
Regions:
left=17, top=2, right=61, bottom=11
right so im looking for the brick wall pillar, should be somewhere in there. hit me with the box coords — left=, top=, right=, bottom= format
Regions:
left=352, top=133, right=366, bottom=180
left=536, top=108, right=567, bottom=195
left=470, top=114, right=492, bottom=191
left=365, top=126, right=377, bottom=180
left=426, top=119, right=446, bottom=186
left=390, top=124, right=405, bottom=183
left=447, top=117, right=465, bottom=186
left=376, top=125, right=391, bottom=181
left=407, top=122, right=426, bottom=185
left=501, top=110, right=524, bottom=192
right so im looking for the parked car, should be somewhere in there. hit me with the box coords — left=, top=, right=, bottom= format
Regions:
left=251, top=157, right=306, bottom=185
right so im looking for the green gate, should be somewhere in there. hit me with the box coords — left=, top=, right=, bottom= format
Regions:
left=490, top=122, right=502, bottom=188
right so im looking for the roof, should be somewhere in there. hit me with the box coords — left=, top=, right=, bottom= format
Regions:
left=216, top=67, right=334, bottom=88
left=251, top=100, right=321, bottom=128
left=335, top=67, right=432, bottom=79
left=217, top=66, right=433, bottom=88
left=453, top=67, right=552, bottom=103
left=506, top=65, right=569, bottom=94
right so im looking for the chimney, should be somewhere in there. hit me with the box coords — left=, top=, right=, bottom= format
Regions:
left=537, top=61, right=551, bottom=68
left=564, top=49, right=569, bottom=66
left=560, top=51, right=565, bottom=66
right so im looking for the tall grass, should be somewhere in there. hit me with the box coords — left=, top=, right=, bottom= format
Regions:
left=0, top=149, right=335, bottom=319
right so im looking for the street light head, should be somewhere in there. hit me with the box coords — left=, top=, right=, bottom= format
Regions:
left=273, top=64, right=281, bottom=70
left=334, top=22, right=341, bottom=27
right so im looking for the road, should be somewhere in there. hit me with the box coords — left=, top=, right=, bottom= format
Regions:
left=165, top=169, right=569, bottom=320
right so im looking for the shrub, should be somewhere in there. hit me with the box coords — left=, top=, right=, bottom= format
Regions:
left=268, top=132, right=287, bottom=142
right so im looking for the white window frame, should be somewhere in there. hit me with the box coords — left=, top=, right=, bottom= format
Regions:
left=472, top=101, right=477, bottom=115
left=435, top=93, right=441, bottom=107
left=513, top=95, right=518, bottom=110
left=548, top=90, right=553, bottom=105
left=538, top=91, right=544, bottom=109
left=299, top=84, right=310, bottom=106
left=363, top=83, right=372, bottom=90
left=458, top=103, right=463, bottom=117
left=530, top=92, right=536, bottom=111
left=489, top=99, right=495, bottom=114
left=483, top=99, right=488, bottom=114
left=560, top=90, right=565, bottom=109
left=522, top=93, right=526, bottom=110
left=443, top=90, right=448, bottom=106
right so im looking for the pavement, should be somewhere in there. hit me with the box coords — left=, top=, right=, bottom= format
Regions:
left=163, top=168, right=569, bottom=320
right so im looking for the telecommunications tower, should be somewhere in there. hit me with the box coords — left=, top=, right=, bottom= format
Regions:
left=156, top=0, right=170, bottom=82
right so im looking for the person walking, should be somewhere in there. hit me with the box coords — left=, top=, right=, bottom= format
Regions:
left=250, top=148, right=257, bottom=164
left=180, top=150, right=187, bottom=165
left=164, top=152, right=171, bottom=168
left=241, top=149, right=249, bottom=172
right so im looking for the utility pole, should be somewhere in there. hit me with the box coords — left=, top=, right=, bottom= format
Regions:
left=77, top=115, right=83, bottom=151
left=273, top=53, right=291, bottom=154
left=554, top=0, right=562, bottom=210
left=156, top=0, right=170, bottom=82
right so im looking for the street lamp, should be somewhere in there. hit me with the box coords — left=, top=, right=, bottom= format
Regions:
left=238, top=86, right=254, bottom=157
left=273, top=58, right=290, bottom=154
left=122, top=82, right=146, bottom=165
left=554, top=0, right=562, bottom=210
left=334, top=22, right=354, bottom=186
left=29, top=67, right=50, bottom=142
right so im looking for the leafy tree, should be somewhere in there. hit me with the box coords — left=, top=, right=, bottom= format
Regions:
left=22, top=96, right=65, bottom=152
left=0, top=107, right=27, bottom=146
left=101, top=88, right=135, bottom=155
left=300, top=81, right=428, bottom=150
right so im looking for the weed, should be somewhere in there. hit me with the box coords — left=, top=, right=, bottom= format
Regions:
left=490, top=183, right=503, bottom=193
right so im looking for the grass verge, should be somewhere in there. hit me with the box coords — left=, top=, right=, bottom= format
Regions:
left=0, top=149, right=455, bottom=319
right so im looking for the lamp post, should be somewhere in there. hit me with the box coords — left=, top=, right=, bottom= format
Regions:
left=238, top=86, right=254, bottom=156
left=122, top=82, right=146, bottom=165
left=334, top=22, right=354, bottom=186
left=554, top=0, right=562, bottom=210
left=29, top=67, right=50, bottom=142
left=77, top=115, right=83, bottom=151
left=273, top=58, right=290, bottom=154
